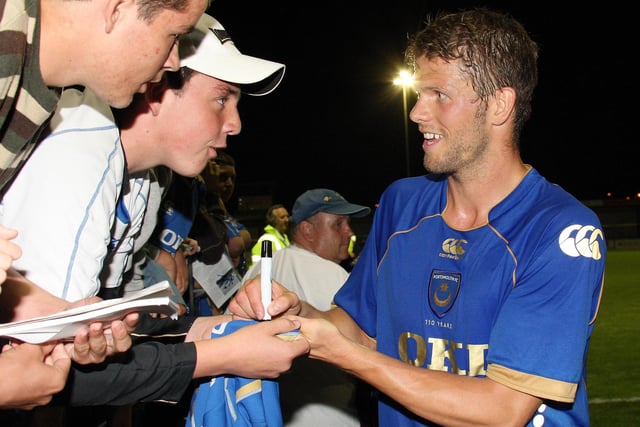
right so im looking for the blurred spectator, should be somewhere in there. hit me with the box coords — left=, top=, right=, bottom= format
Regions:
left=250, top=204, right=291, bottom=267
left=340, top=234, right=359, bottom=272
left=199, top=153, right=252, bottom=276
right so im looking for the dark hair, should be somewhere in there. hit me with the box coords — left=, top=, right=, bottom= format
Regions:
left=213, top=151, right=236, bottom=168
left=405, top=8, right=538, bottom=137
left=165, top=67, right=195, bottom=93
left=137, top=0, right=201, bottom=21
left=114, top=68, right=192, bottom=128
left=203, top=151, right=236, bottom=179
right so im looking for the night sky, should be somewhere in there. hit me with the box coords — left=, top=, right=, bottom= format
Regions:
left=206, top=1, right=635, bottom=209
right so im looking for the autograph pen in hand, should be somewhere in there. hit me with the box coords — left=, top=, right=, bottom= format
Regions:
left=260, top=240, right=273, bottom=320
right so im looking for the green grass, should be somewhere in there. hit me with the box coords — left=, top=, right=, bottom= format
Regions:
left=588, top=250, right=640, bottom=425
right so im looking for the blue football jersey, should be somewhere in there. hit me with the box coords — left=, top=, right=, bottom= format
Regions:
left=186, top=320, right=283, bottom=427
left=335, top=168, right=605, bottom=426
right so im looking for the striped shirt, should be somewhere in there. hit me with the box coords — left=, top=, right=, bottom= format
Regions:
left=0, top=0, right=60, bottom=196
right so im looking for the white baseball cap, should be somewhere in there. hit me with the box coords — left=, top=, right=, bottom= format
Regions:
left=180, top=14, right=285, bottom=96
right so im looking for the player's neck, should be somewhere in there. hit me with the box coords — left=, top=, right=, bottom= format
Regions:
left=443, top=162, right=530, bottom=229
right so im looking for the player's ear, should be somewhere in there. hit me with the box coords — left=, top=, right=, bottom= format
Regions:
left=490, top=87, right=516, bottom=127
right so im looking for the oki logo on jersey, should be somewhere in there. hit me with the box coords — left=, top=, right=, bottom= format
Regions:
left=558, top=224, right=604, bottom=260
left=428, top=270, right=461, bottom=318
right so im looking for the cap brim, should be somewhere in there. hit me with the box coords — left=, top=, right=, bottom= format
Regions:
left=325, top=204, right=371, bottom=218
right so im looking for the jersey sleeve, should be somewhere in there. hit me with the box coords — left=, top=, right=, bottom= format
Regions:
left=487, top=206, right=606, bottom=402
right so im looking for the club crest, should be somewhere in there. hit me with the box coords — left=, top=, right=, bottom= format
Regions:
left=428, top=270, right=461, bottom=318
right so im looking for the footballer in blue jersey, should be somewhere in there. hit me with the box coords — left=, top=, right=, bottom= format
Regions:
left=228, top=8, right=607, bottom=427
left=335, top=169, right=605, bottom=426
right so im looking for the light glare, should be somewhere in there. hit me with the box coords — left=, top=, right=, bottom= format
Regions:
left=393, top=69, right=414, bottom=87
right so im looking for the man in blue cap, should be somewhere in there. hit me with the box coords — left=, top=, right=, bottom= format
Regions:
left=243, top=188, right=370, bottom=427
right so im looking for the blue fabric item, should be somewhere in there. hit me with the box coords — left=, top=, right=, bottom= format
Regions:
left=157, top=206, right=195, bottom=255
left=197, top=296, right=214, bottom=316
left=185, top=320, right=283, bottom=427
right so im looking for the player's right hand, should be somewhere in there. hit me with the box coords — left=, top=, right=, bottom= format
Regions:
left=227, top=276, right=302, bottom=321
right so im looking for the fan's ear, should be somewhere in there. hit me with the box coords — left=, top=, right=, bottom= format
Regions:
left=145, top=79, right=170, bottom=115
left=104, top=0, right=133, bottom=33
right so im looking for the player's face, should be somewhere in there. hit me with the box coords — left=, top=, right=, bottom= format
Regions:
left=89, top=0, right=208, bottom=108
left=409, top=56, right=490, bottom=176
left=158, top=72, right=242, bottom=177
left=306, top=212, right=353, bottom=264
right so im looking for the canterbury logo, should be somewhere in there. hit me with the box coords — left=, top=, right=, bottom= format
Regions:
left=442, top=238, right=467, bottom=255
left=558, top=224, right=604, bottom=260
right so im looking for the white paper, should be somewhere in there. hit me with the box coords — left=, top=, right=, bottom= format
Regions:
left=0, top=281, right=179, bottom=343
left=191, top=252, right=243, bottom=309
